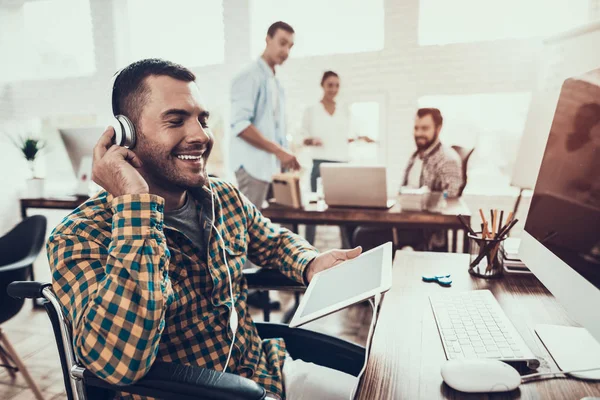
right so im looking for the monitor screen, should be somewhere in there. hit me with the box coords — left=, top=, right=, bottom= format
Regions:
left=524, top=74, right=600, bottom=290
left=59, top=127, right=99, bottom=176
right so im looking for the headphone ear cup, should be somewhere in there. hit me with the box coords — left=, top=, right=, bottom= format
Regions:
left=115, top=115, right=137, bottom=149
left=110, top=117, right=124, bottom=147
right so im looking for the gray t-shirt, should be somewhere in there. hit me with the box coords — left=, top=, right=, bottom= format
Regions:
left=164, top=194, right=205, bottom=258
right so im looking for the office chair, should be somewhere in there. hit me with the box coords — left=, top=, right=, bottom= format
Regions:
left=8, top=281, right=365, bottom=400
left=0, top=215, right=47, bottom=400
left=450, top=145, right=475, bottom=196
left=243, top=268, right=305, bottom=322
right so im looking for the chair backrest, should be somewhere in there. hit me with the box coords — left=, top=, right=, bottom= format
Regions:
left=0, top=216, right=47, bottom=325
left=451, top=145, right=475, bottom=196
left=0, top=215, right=47, bottom=267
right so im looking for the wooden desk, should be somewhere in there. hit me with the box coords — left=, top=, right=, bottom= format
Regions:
left=20, top=196, right=87, bottom=219
left=262, top=198, right=471, bottom=253
left=357, top=251, right=600, bottom=399
left=20, top=196, right=87, bottom=308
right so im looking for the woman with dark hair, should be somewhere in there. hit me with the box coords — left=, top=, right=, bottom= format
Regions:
left=301, top=71, right=373, bottom=245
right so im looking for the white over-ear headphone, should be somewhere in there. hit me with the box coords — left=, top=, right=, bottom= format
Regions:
left=111, top=114, right=137, bottom=149
left=110, top=69, right=137, bottom=149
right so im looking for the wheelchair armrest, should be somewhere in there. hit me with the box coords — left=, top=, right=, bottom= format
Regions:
left=83, top=361, right=266, bottom=400
left=7, top=281, right=51, bottom=299
left=255, top=322, right=366, bottom=377
left=243, top=268, right=306, bottom=292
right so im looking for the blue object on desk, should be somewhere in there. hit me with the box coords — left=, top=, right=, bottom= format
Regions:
left=422, top=274, right=452, bottom=287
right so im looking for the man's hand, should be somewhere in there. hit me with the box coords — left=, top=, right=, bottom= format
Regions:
left=92, top=127, right=149, bottom=198
left=305, top=246, right=362, bottom=283
left=303, top=137, right=323, bottom=146
left=275, top=148, right=301, bottom=170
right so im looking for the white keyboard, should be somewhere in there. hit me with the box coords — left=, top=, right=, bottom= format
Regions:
left=430, top=290, right=540, bottom=369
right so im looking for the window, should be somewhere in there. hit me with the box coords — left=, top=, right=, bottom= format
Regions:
left=1, top=0, right=95, bottom=82
left=418, top=92, right=531, bottom=187
left=349, top=102, right=380, bottom=163
left=419, top=0, right=589, bottom=45
left=249, top=0, right=384, bottom=58
left=122, top=0, right=224, bottom=68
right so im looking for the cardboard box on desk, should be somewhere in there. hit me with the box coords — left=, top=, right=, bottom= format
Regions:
left=398, top=186, right=430, bottom=211
left=271, top=172, right=302, bottom=209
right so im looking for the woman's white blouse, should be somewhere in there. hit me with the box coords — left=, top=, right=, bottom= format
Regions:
left=300, top=102, right=355, bottom=162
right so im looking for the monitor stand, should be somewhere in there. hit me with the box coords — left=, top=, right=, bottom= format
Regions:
left=535, top=324, right=600, bottom=380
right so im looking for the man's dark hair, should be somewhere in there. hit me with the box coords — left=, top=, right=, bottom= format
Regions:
left=267, top=21, right=294, bottom=38
left=321, top=71, right=339, bottom=86
left=417, top=108, right=443, bottom=128
left=112, top=58, right=196, bottom=126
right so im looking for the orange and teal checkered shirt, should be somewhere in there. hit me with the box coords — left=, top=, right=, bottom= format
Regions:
left=47, top=178, right=318, bottom=399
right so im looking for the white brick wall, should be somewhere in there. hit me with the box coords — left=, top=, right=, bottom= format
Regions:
left=0, top=0, right=593, bottom=235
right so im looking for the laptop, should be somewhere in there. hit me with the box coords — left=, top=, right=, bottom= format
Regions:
left=320, top=164, right=396, bottom=209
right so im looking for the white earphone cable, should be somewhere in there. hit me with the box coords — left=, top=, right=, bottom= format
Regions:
left=521, top=366, right=600, bottom=382
left=212, top=198, right=238, bottom=373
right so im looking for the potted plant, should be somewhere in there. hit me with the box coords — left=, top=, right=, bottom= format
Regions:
left=11, top=135, right=46, bottom=198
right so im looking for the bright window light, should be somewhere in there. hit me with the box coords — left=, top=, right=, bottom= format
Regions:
left=418, top=93, right=532, bottom=186
left=20, top=0, right=95, bottom=80
left=349, top=102, right=380, bottom=163
left=419, top=0, right=589, bottom=45
left=250, top=0, right=384, bottom=58
left=124, top=0, right=224, bottom=67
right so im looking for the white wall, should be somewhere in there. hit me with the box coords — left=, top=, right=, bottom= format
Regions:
left=1, top=0, right=588, bottom=236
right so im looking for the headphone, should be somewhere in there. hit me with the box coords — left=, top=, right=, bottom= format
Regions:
left=109, top=69, right=137, bottom=149
left=110, top=68, right=238, bottom=372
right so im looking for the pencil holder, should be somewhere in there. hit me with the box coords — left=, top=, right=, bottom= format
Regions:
left=468, top=233, right=505, bottom=279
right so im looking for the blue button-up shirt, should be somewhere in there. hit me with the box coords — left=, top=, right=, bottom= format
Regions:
left=229, top=58, right=287, bottom=182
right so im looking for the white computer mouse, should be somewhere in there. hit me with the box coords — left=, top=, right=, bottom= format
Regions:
left=441, top=359, right=521, bottom=393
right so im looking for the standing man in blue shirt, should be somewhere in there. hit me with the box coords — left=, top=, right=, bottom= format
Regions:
left=230, top=21, right=301, bottom=208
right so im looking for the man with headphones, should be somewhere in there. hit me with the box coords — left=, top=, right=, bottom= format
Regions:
left=47, top=58, right=361, bottom=400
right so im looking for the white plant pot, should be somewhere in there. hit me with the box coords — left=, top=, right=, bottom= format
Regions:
left=26, top=178, right=45, bottom=198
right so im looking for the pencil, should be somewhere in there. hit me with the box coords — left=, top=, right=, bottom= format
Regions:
left=479, top=208, right=487, bottom=223
left=472, top=218, right=520, bottom=267
left=499, top=219, right=518, bottom=239
left=492, top=210, right=498, bottom=237
left=457, top=215, right=476, bottom=236
left=506, top=211, right=514, bottom=226
left=498, top=210, right=504, bottom=235
left=497, top=211, right=514, bottom=236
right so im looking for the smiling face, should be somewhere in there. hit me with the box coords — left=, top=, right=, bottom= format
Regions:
left=133, top=75, right=213, bottom=191
left=414, top=114, right=441, bottom=151
left=322, top=75, right=340, bottom=101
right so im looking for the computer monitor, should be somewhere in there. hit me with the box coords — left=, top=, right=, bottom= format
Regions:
left=519, top=68, right=600, bottom=377
left=58, top=127, right=101, bottom=196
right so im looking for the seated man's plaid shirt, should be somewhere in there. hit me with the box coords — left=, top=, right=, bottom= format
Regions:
left=47, top=178, right=318, bottom=400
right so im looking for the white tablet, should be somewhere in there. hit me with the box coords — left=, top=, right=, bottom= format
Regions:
left=289, top=242, right=393, bottom=328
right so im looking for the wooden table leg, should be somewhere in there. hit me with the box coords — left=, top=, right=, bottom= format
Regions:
left=463, top=229, right=470, bottom=254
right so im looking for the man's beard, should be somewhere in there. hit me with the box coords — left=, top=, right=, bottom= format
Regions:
left=136, top=140, right=213, bottom=191
left=415, top=132, right=439, bottom=151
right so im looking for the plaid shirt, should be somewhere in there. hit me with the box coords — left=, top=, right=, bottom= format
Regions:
left=402, top=141, right=464, bottom=197
left=47, top=178, right=318, bottom=400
